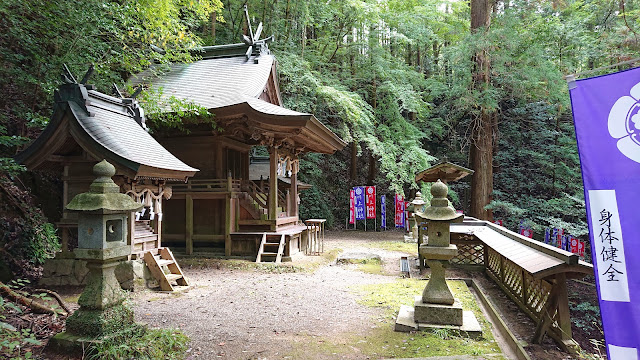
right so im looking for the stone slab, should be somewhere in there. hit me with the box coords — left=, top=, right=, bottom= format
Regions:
left=414, top=295, right=463, bottom=325
left=395, top=305, right=483, bottom=339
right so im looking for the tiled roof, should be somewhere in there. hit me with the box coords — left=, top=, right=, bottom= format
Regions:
left=132, top=55, right=307, bottom=116
left=74, top=90, right=199, bottom=174
left=16, top=83, right=198, bottom=180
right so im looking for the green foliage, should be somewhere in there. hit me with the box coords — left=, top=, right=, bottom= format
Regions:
left=571, top=301, right=601, bottom=333
left=86, top=325, right=189, bottom=360
left=137, top=86, right=217, bottom=132
left=0, top=296, right=42, bottom=360
left=0, top=176, right=60, bottom=279
left=0, top=0, right=223, bottom=158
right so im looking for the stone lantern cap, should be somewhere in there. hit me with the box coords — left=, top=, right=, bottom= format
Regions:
left=416, top=180, right=463, bottom=222
left=66, top=160, right=143, bottom=214
left=411, top=192, right=426, bottom=206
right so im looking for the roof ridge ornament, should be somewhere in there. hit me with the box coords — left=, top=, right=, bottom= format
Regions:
left=243, top=5, right=273, bottom=62
left=55, top=64, right=95, bottom=116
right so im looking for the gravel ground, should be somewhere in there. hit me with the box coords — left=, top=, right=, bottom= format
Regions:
left=133, top=230, right=408, bottom=360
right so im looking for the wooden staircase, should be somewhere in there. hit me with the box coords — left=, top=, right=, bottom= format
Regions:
left=143, top=247, right=189, bottom=291
left=255, top=233, right=286, bottom=263
left=240, top=181, right=287, bottom=220
left=132, top=220, right=159, bottom=258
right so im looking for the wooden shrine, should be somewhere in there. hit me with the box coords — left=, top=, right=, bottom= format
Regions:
left=130, top=25, right=346, bottom=260
left=15, top=66, right=198, bottom=261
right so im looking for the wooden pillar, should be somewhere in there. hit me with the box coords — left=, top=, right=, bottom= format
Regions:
left=128, top=212, right=135, bottom=257
left=61, top=165, right=70, bottom=252
left=225, top=194, right=231, bottom=256
left=215, top=142, right=224, bottom=179
left=555, top=273, right=572, bottom=340
left=186, top=194, right=193, bottom=255
left=290, top=159, right=298, bottom=217
left=268, top=148, right=279, bottom=220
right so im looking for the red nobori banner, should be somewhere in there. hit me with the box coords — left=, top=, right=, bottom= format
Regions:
left=349, top=189, right=355, bottom=224
left=395, top=194, right=404, bottom=227
left=366, top=186, right=376, bottom=219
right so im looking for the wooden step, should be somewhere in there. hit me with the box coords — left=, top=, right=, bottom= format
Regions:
left=165, top=274, right=183, bottom=282
left=256, top=233, right=286, bottom=263
left=143, top=247, right=189, bottom=291
left=155, top=259, right=174, bottom=267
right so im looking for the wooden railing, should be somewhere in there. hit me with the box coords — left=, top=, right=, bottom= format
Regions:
left=242, top=180, right=288, bottom=214
left=241, top=180, right=268, bottom=209
left=445, top=224, right=592, bottom=352
left=171, top=178, right=242, bottom=193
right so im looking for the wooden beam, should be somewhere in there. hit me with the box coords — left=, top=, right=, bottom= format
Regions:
left=186, top=195, right=193, bottom=255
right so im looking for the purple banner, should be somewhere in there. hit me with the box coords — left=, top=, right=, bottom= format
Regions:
left=380, top=195, right=386, bottom=229
left=354, top=186, right=365, bottom=220
left=570, top=67, right=640, bottom=359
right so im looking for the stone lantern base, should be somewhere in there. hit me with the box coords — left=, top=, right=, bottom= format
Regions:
left=394, top=304, right=482, bottom=339
left=414, top=296, right=463, bottom=326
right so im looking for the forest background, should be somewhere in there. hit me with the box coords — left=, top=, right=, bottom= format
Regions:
left=1, top=0, right=639, bottom=274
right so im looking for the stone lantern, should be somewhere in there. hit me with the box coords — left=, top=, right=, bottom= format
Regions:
left=395, top=179, right=480, bottom=335
left=51, top=160, right=143, bottom=348
left=416, top=180, right=463, bottom=311
left=410, top=192, right=426, bottom=241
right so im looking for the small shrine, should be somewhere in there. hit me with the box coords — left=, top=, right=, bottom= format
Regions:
left=15, top=66, right=197, bottom=289
left=129, top=8, right=346, bottom=261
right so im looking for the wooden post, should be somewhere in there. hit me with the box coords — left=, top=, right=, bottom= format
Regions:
left=522, top=269, right=528, bottom=304
left=128, top=212, right=135, bottom=258
left=225, top=194, right=231, bottom=256
left=268, top=147, right=278, bottom=220
left=61, top=165, right=70, bottom=252
left=555, top=273, right=572, bottom=340
left=186, top=195, right=193, bottom=255
left=285, top=190, right=291, bottom=216
left=215, top=143, right=223, bottom=179
left=483, top=243, right=489, bottom=268
left=290, top=159, right=298, bottom=217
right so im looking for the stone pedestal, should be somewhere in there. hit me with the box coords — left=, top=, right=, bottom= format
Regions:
left=414, top=296, right=463, bottom=326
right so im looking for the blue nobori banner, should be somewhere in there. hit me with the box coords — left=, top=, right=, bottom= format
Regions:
left=569, top=67, right=640, bottom=359
left=354, top=186, right=365, bottom=221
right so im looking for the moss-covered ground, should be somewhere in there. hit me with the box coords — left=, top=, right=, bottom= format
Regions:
left=360, top=241, right=418, bottom=255
left=284, top=277, right=504, bottom=359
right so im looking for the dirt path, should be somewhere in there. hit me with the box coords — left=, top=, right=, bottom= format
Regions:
left=134, top=231, right=406, bottom=359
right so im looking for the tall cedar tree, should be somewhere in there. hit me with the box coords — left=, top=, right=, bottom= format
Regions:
left=469, top=0, right=494, bottom=220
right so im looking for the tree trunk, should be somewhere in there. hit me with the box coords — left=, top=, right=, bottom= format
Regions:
left=469, top=0, right=494, bottom=221
left=211, top=11, right=216, bottom=43
left=350, top=142, right=358, bottom=181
